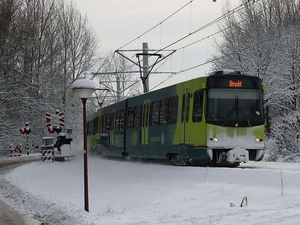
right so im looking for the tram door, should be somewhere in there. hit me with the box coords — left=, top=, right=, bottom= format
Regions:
left=181, top=90, right=191, bottom=144
left=182, top=89, right=206, bottom=145
left=141, top=99, right=150, bottom=145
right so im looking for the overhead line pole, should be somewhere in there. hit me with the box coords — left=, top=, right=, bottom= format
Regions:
left=142, top=43, right=149, bottom=93
left=93, top=43, right=177, bottom=95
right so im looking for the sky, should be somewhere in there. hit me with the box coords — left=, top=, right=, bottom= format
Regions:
left=70, top=0, right=240, bottom=89
left=1, top=146, right=300, bottom=225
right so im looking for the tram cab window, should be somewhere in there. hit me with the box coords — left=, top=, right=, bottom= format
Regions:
left=206, top=88, right=264, bottom=127
left=193, top=90, right=203, bottom=122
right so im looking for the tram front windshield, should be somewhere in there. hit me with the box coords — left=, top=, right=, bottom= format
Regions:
left=206, top=88, right=264, bottom=127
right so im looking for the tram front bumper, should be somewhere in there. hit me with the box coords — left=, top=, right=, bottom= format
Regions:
left=226, top=147, right=249, bottom=163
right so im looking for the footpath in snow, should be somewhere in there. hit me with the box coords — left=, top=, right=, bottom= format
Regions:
left=1, top=154, right=300, bottom=225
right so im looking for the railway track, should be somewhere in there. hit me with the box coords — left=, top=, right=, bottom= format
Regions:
left=0, top=156, right=40, bottom=225
left=0, top=157, right=39, bottom=172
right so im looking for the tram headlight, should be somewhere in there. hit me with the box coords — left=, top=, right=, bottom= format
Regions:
left=209, top=137, right=218, bottom=142
left=255, top=138, right=263, bottom=143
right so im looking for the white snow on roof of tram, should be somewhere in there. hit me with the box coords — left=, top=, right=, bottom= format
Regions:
left=209, top=69, right=241, bottom=76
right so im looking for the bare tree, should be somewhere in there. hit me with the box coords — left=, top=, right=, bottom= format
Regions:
left=94, top=52, right=142, bottom=107
left=0, top=0, right=100, bottom=150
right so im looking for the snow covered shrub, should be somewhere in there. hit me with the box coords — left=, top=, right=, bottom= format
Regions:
left=267, top=113, right=300, bottom=161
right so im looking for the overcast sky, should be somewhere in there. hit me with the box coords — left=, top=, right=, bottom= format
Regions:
left=71, top=0, right=240, bottom=89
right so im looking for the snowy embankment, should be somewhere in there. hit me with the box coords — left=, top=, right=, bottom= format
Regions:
left=1, top=154, right=300, bottom=225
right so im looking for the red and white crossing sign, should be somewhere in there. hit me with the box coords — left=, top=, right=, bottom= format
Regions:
left=58, top=111, right=65, bottom=127
left=46, top=113, right=52, bottom=127
left=46, top=111, right=65, bottom=129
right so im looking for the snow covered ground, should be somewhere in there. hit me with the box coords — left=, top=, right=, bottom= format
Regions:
left=1, top=150, right=300, bottom=225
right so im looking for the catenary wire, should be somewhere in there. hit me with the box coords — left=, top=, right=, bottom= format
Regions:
left=117, top=0, right=194, bottom=50
left=153, top=0, right=258, bottom=54
left=151, top=0, right=287, bottom=89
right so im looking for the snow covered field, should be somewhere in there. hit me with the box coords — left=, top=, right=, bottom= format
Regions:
left=1, top=153, right=300, bottom=225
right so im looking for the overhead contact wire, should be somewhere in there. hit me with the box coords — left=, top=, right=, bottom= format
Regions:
left=154, top=1, right=255, bottom=54
left=117, top=0, right=194, bottom=50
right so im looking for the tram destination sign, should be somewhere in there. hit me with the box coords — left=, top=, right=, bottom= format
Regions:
left=207, top=75, right=262, bottom=89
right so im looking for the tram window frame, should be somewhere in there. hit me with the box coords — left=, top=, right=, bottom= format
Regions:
left=192, top=90, right=203, bottom=122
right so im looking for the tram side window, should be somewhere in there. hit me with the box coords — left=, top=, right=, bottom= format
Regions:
left=93, top=117, right=99, bottom=134
left=134, top=106, right=141, bottom=128
left=110, top=113, right=115, bottom=131
left=151, top=100, right=160, bottom=126
left=120, top=109, right=125, bottom=129
left=126, top=106, right=141, bottom=129
left=115, top=110, right=120, bottom=131
left=127, top=107, right=134, bottom=129
left=105, top=114, right=111, bottom=131
left=100, top=115, right=104, bottom=132
left=160, top=98, right=169, bottom=125
left=168, top=95, right=178, bottom=124
left=193, top=90, right=203, bottom=122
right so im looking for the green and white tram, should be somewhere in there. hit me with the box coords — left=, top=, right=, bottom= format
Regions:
left=87, top=70, right=265, bottom=166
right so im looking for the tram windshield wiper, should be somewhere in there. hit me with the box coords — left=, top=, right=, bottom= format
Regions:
left=222, top=95, right=239, bottom=126
left=238, top=107, right=252, bottom=126
left=222, top=95, right=252, bottom=127
left=222, top=105, right=236, bottom=126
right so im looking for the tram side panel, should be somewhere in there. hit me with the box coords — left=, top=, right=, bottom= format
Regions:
left=126, top=86, right=179, bottom=160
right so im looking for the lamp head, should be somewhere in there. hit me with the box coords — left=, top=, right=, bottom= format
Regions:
left=72, top=79, right=96, bottom=99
